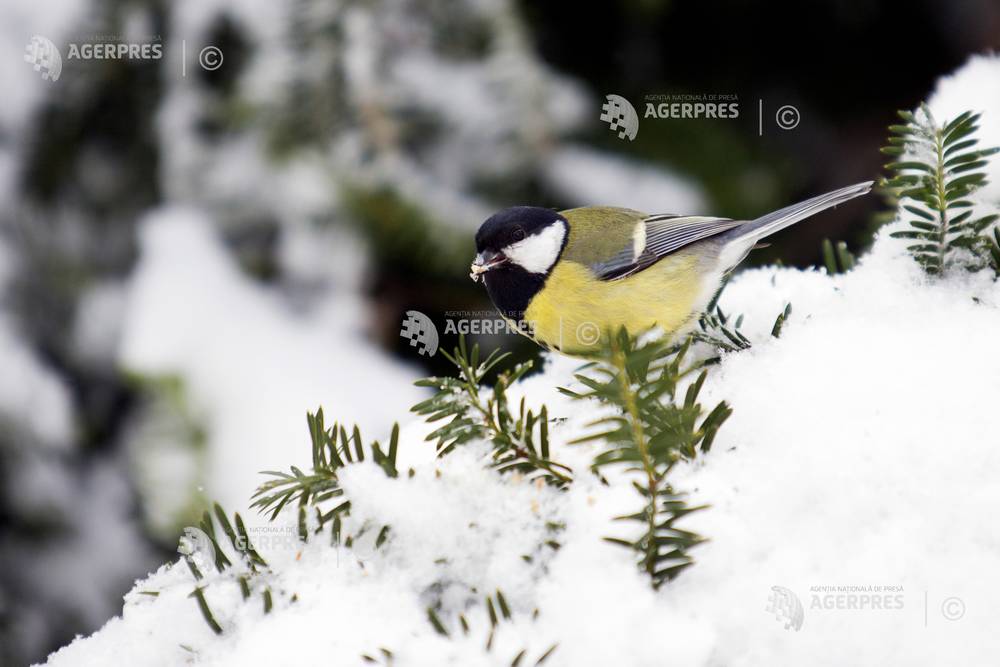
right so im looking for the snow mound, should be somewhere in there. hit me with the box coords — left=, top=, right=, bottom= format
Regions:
left=43, top=213, right=1000, bottom=666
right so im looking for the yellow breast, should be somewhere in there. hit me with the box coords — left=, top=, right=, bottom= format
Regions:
left=523, top=250, right=703, bottom=353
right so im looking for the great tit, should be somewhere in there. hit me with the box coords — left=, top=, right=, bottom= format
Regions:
left=470, top=181, right=872, bottom=353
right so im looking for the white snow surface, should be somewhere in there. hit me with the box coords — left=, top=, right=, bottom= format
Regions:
left=44, top=216, right=1000, bottom=666
left=117, top=207, right=423, bottom=511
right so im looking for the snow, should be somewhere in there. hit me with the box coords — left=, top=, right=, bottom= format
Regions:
left=36, top=41, right=1000, bottom=667
left=42, top=214, right=1000, bottom=666
left=0, top=241, right=74, bottom=448
left=666, top=233, right=1000, bottom=665
left=72, top=280, right=128, bottom=367
left=118, top=207, right=424, bottom=511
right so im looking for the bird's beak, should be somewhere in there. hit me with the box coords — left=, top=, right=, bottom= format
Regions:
left=469, top=250, right=508, bottom=282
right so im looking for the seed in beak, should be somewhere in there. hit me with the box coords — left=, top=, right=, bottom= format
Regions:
left=469, top=251, right=507, bottom=282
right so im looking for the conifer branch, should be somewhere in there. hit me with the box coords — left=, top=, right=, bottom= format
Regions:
left=251, top=409, right=399, bottom=539
left=695, top=282, right=792, bottom=351
left=412, top=337, right=572, bottom=486
left=694, top=282, right=751, bottom=353
left=695, top=305, right=751, bottom=352
left=416, top=589, right=558, bottom=666
left=179, top=504, right=274, bottom=635
left=561, top=330, right=731, bottom=588
left=882, top=105, right=999, bottom=274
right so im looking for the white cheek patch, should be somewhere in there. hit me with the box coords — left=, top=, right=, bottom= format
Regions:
left=503, top=222, right=566, bottom=274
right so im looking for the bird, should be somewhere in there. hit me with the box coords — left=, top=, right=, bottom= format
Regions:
left=469, top=181, right=872, bottom=353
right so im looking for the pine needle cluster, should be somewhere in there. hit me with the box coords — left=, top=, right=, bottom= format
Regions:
left=882, top=105, right=999, bottom=274
left=252, top=408, right=399, bottom=546
left=415, top=589, right=558, bottom=667
left=177, top=504, right=273, bottom=634
left=561, top=332, right=731, bottom=587
left=412, top=337, right=572, bottom=486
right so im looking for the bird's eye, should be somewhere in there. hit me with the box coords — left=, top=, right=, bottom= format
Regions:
left=512, top=227, right=525, bottom=242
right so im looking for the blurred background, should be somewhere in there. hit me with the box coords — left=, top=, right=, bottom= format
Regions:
left=1, top=0, right=998, bottom=663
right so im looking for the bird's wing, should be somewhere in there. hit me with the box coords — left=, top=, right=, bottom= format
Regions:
left=560, top=207, right=743, bottom=281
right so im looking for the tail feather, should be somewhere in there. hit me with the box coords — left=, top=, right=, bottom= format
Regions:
left=728, top=180, right=873, bottom=244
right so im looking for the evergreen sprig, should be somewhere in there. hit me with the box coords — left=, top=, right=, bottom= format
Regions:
left=417, top=589, right=557, bottom=666
left=986, top=228, right=1000, bottom=275
left=412, top=337, right=572, bottom=486
left=252, top=408, right=399, bottom=540
left=882, top=105, right=999, bottom=274
left=178, top=504, right=273, bottom=634
left=695, top=304, right=751, bottom=352
left=693, top=281, right=751, bottom=352
left=695, top=283, right=793, bottom=351
left=821, top=238, right=856, bottom=274
left=185, top=413, right=401, bottom=634
left=561, top=330, right=731, bottom=588
left=770, top=303, right=793, bottom=339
